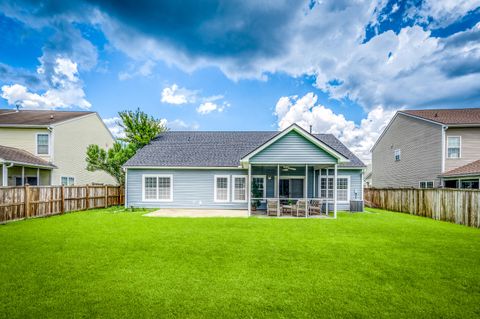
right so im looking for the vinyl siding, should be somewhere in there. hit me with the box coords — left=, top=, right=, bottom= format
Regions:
left=126, top=168, right=248, bottom=209
left=250, top=131, right=337, bottom=164
left=372, top=114, right=443, bottom=188
left=126, top=167, right=363, bottom=211
left=51, top=114, right=116, bottom=185
left=445, top=127, right=480, bottom=172
left=0, top=127, right=52, bottom=161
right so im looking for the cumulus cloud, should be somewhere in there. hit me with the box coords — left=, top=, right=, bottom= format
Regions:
left=1, top=57, right=91, bottom=109
left=196, top=101, right=228, bottom=115
left=103, top=117, right=125, bottom=138
left=161, top=84, right=199, bottom=105
left=162, top=118, right=200, bottom=131
left=275, top=93, right=396, bottom=163
left=118, top=60, right=156, bottom=80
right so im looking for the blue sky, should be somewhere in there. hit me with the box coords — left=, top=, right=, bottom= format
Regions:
left=0, top=0, right=479, bottom=161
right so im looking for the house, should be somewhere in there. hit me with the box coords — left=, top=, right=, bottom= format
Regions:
left=363, top=163, right=372, bottom=188
left=123, top=124, right=365, bottom=215
left=0, top=109, right=116, bottom=186
left=371, top=108, right=480, bottom=189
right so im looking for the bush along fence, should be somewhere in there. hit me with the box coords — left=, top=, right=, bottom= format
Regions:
left=364, top=188, right=480, bottom=228
left=0, top=185, right=124, bottom=224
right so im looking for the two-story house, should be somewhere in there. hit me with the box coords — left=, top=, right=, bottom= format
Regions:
left=0, top=109, right=116, bottom=186
left=371, top=108, right=480, bottom=189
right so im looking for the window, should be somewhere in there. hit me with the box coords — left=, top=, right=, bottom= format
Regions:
left=61, top=176, right=75, bottom=186
left=419, top=181, right=434, bottom=189
left=460, top=180, right=479, bottom=189
left=214, top=175, right=230, bottom=202
left=444, top=180, right=458, bottom=189
left=394, top=149, right=401, bottom=161
left=252, top=176, right=266, bottom=199
left=232, top=176, right=247, bottom=202
left=319, top=171, right=350, bottom=202
left=142, top=175, right=173, bottom=201
left=447, top=136, right=461, bottom=158
left=36, top=133, right=49, bottom=155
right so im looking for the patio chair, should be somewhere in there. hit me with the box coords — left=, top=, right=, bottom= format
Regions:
left=294, top=199, right=307, bottom=217
left=308, top=199, right=323, bottom=216
left=267, top=199, right=279, bottom=216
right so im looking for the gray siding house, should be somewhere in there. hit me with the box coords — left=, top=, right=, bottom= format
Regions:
left=371, top=108, right=480, bottom=189
left=124, top=124, right=365, bottom=215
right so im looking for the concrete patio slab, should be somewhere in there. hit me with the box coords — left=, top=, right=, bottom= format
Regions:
left=144, top=208, right=249, bottom=218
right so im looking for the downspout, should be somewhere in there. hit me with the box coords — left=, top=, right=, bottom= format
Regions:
left=441, top=125, right=448, bottom=187
left=47, top=126, right=54, bottom=183
left=2, top=162, right=14, bottom=186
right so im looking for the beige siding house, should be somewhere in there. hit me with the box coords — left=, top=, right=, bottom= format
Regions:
left=0, top=109, right=116, bottom=186
left=371, top=108, right=480, bottom=189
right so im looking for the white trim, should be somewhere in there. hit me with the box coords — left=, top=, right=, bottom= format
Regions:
left=247, top=164, right=251, bottom=216
left=240, top=124, right=349, bottom=164
left=2, top=164, right=7, bottom=186
left=251, top=175, right=267, bottom=199
left=333, top=164, right=337, bottom=219
left=142, top=174, right=174, bottom=202
left=318, top=172, right=351, bottom=204
left=125, top=168, right=128, bottom=208
left=35, top=132, right=50, bottom=156
left=214, top=175, right=230, bottom=203
left=446, top=136, right=461, bottom=159
left=231, top=175, right=247, bottom=203
left=441, top=126, right=446, bottom=172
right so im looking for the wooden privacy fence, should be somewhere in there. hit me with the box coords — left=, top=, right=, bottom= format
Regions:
left=0, top=185, right=124, bottom=224
left=364, top=188, right=480, bottom=228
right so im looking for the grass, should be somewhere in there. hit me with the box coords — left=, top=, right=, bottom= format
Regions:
left=0, top=208, right=479, bottom=318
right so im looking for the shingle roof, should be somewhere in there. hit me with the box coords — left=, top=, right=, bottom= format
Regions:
left=0, top=109, right=94, bottom=126
left=400, top=108, right=480, bottom=125
left=0, top=145, right=56, bottom=168
left=124, top=131, right=365, bottom=168
left=441, top=159, right=480, bottom=177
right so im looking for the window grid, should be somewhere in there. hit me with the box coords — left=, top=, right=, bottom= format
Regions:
left=143, top=175, right=172, bottom=201
left=37, top=134, right=49, bottom=154
left=215, top=176, right=229, bottom=202
left=158, top=177, right=171, bottom=200
left=144, top=177, right=158, bottom=200
left=319, top=172, right=349, bottom=202
left=447, top=137, right=460, bottom=158
left=233, top=177, right=246, bottom=201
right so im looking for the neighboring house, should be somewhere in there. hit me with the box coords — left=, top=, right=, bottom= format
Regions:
left=0, top=109, right=116, bottom=186
left=364, top=163, right=372, bottom=188
left=371, top=108, right=480, bottom=189
left=124, top=124, right=365, bottom=213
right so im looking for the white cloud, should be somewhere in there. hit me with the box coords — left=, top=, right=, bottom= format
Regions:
left=1, top=57, right=91, bottom=110
left=118, top=60, right=156, bottom=80
left=103, top=117, right=125, bottom=138
left=196, top=101, right=228, bottom=115
left=275, top=93, right=396, bottom=163
left=161, top=84, right=198, bottom=105
left=162, top=118, right=200, bottom=130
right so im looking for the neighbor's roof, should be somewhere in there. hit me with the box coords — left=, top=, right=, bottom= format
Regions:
left=441, top=159, right=480, bottom=178
left=0, top=109, right=95, bottom=126
left=124, top=131, right=365, bottom=168
left=399, top=108, right=480, bottom=125
left=0, top=145, right=56, bottom=168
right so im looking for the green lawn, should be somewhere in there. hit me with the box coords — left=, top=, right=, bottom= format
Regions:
left=0, top=208, right=479, bottom=318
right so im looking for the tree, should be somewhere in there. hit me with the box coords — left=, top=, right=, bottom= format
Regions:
left=118, top=109, right=167, bottom=149
left=86, top=109, right=167, bottom=184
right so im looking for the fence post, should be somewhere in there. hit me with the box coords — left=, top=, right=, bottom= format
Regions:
left=85, top=185, right=89, bottom=210
left=61, top=185, right=65, bottom=214
left=104, top=185, right=108, bottom=208
left=50, top=187, right=53, bottom=214
left=24, top=185, right=30, bottom=218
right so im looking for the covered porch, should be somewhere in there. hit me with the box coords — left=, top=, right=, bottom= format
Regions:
left=247, top=163, right=341, bottom=218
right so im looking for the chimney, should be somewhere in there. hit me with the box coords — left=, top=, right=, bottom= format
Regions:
left=309, top=125, right=312, bottom=134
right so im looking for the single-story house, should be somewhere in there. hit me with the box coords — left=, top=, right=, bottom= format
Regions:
left=123, top=124, right=366, bottom=216
left=1, top=145, right=56, bottom=186
left=440, top=159, right=480, bottom=189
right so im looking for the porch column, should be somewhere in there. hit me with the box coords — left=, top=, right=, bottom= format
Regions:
left=2, top=164, right=7, bottom=186
left=21, top=166, right=25, bottom=186
left=277, top=164, right=280, bottom=217
left=247, top=163, right=252, bottom=217
left=305, top=164, right=308, bottom=218
left=313, top=169, right=316, bottom=198
left=37, top=168, right=40, bottom=186
left=334, top=164, right=337, bottom=219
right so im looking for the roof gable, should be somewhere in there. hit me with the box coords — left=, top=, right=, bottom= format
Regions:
left=399, top=108, right=480, bottom=125
left=241, top=124, right=349, bottom=164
